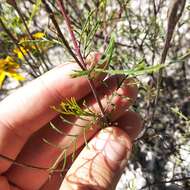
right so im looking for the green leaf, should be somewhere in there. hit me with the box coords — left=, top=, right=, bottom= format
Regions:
left=171, top=107, right=190, bottom=122
left=80, top=10, right=101, bottom=55
left=96, top=63, right=165, bottom=76
left=54, top=97, right=96, bottom=117
left=49, top=122, right=63, bottom=135
left=28, top=0, right=42, bottom=27
left=101, top=33, right=116, bottom=65
left=72, top=62, right=165, bottom=78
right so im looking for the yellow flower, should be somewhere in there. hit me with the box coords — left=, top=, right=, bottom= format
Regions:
left=13, top=47, right=28, bottom=60
left=32, top=32, right=45, bottom=39
left=13, top=32, right=48, bottom=60
left=0, top=56, right=25, bottom=88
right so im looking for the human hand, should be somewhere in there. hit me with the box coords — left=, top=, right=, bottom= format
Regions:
left=0, top=53, right=142, bottom=190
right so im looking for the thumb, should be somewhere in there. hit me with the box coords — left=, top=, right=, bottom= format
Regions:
left=60, top=127, right=132, bottom=190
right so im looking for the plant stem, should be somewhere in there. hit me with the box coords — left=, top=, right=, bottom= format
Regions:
left=0, top=153, right=69, bottom=173
left=0, top=154, right=47, bottom=171
left=42, top=0, right=83, bottom=67
left=56, top=0, right=85, bottom=69
left=56, top=0, right=107, bottom=119
left=154, top=0, right=186, bottom=106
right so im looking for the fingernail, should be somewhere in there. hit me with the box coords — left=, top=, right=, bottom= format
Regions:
left=93, top=127, right=132, bottom=170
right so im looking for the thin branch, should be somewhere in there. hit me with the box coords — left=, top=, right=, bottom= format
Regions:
left=0, top=154, right=48, bottom=171
left=56, top=0, right=85, bottom=70
left=41, top=0, right=83, bottom=67
left=56, top=0, right=108, bottom=120
left=154, top=0, right=186, bottom=105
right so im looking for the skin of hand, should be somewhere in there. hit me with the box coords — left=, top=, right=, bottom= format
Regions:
left=0, top=53, right=143, bottom=190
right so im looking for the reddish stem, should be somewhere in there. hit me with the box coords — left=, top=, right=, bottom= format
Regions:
left=56, top=0, right=107, bottom=119
left=56, top=0, right=86, bottom=70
